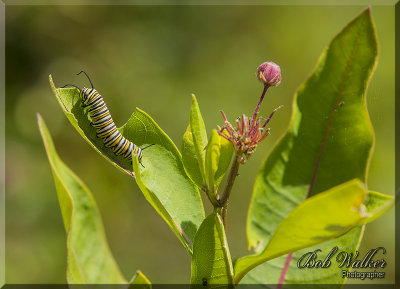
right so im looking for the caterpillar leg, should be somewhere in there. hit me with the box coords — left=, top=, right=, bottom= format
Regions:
left=130, top=159, right=146, bottom=168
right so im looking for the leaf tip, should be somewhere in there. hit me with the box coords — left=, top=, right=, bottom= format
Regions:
left=360, top=5, right=374, bottom=21
left=362, top=6, right=374, bottom=22
left=49, top=74, right=57, bottom=91
left=36, top=113, right=44, bottom=130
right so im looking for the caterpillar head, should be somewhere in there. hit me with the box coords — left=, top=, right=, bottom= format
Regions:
left=81, top=87, right=96, bottom=101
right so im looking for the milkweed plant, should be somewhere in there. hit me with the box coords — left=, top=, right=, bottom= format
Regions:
left=38, top=8, right=394, bottom=287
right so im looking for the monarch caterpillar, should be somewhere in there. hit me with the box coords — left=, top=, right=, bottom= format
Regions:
left=63, top=71, right=153, bottom=167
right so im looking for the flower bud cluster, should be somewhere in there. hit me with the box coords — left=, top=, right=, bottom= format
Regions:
left=217, top=61, right=282, bottom=164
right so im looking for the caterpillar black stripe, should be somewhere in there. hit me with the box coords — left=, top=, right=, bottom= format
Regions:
left=63, top=71, right=153, bottom=166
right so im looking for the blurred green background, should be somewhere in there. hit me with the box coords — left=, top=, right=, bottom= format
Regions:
left=5, top=5, right=395, bottom=284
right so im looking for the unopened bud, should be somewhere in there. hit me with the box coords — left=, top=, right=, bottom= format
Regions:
left=257, top=62, right=281, bottom=87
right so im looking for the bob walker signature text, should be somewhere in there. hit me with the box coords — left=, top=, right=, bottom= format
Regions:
left=297, top=246, right=386, bottom=269
left=297, top=246, right=386, bottom=280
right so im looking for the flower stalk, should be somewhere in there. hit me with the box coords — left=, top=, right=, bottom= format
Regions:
left=215, top=61, right=283, bottom=227
left=250, top=85, right=268, bottom=128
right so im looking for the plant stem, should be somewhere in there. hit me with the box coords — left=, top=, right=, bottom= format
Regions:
left=219, top=156, right=240, bottom=226
left=250, top=85, right=269, bottom=128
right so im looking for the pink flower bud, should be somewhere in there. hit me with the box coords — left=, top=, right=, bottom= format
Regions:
left=257, top=62, right=281, bottom=87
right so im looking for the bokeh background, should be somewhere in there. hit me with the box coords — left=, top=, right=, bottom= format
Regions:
left=5, top=4, right=395, bottom=284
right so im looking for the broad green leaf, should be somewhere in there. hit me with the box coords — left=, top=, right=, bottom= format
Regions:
left=49, top=75, right=134, bottom=177
left=205, top=129, right=234, bottom=194
left=132, top=155, right=195, bottom=255
left=240, top=228, right=363, bottom=286
left=182, top=124, right=204, bottom=188
left=129, top=270, right=152, bottom=288
left=50, top=76, right=205, bottom=255
left=190, top=211, right=234, bottom=287
left=125, top=109, right=205, bottom=255
left=244, top=8, right=379, bottom=285
left=38, top=114, right=126, bottom=284
left=183, top=94, right=208, bottom=184
left=235, top=179, right=394, bottom=283
left=239, top=188, right=393, bottom=285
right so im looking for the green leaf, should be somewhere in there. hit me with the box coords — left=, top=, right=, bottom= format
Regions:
left=129, top=270, right=152, bottom=288
left=132, top=155, right=197, bottom=255
left=50, top=76, right=205, bottom=255
left=234, top=179, right=394, bottom=283
left=123, top=109, right=205, bottom=254
left=205, top=130, right=221, bottom=192
left=238, top=188, right=393, bottom=286
left=182, top=94, right=208, bottom=186
left=244, top=8, right=379, bottom=285
left=240, top=228, right=363, bottom=286
left=37, top=114, right=126, bottom=284
left=190, top=211, right=234, bottom=287
left=214, top=132, right=234, bottom=187
left=125, top=109, right=205, bottom=255
left=205, top=129, right=234, bottom=194
left=182, top=124, right=204, bottom=188
left=49, top=75, right=134, bottom=177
